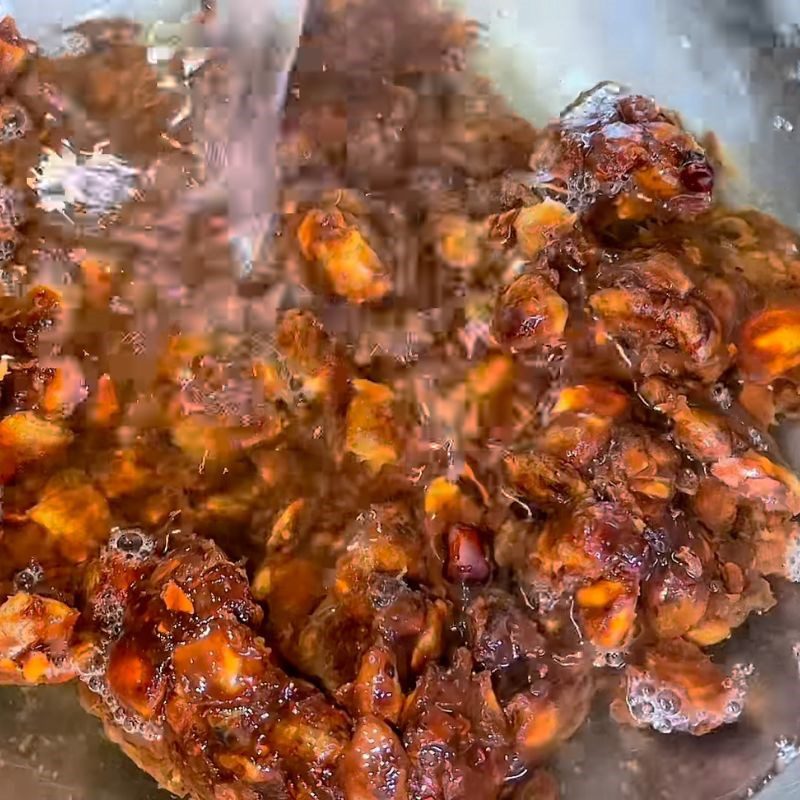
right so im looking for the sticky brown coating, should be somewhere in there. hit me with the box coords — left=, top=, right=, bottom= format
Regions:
left=2, top=1, right=800, bottom=798
left=529, top=82, right=715, bottom=224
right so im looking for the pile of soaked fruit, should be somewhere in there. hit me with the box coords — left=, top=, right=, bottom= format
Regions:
left=1, top=1, right=800, bottom=798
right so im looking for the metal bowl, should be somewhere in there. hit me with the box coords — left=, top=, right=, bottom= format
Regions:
left=1, top=1, right=799, bottom=798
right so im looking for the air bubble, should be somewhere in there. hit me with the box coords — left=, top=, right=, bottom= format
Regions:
left=775, top=737, right=800, bottom=772
left=90, top=650, right=106, bottom=672
left=0, top=186, right=25, bottom=228
left=731, top=662, right=755, bottom=681
left=711, top=383, right=732, bottom=410
left=91, top=590, right=126, bottom=638
left=0, top=101, right=30, bottom=143
left=784, top=532, right=800, bottom=582
left=0, top=232, right=16, bottom=262
left=653, top=718, right=673, bottom=734
left=141, top=723, right=162, bottom=742
left=725, top=700, right=742, bottom=720
left=605, top=651, right=626, bottom=669
left=108, top=527, right=154, bottom=560
left=122, top=718, right=139, bottom=734
left=566, top=171, right=599, bottom=212
left=13, top=562, right=43, bottom=592
left=77, top=647, right=106, bottom=682
left=116, top=529, right=143, bottom=552
left=627, top=673, right=697, bottom=735
left=657, top=689, right=681, bottom=714
left=418, top=747, right=438, bottom=767
left=748, top=427, right=769, bottom=451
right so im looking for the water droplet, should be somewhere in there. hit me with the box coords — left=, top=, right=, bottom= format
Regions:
left=773, top=115, right=795, bottom=133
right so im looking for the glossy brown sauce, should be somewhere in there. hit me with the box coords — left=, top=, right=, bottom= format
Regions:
left=1, top=2, right=800, bottom=799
